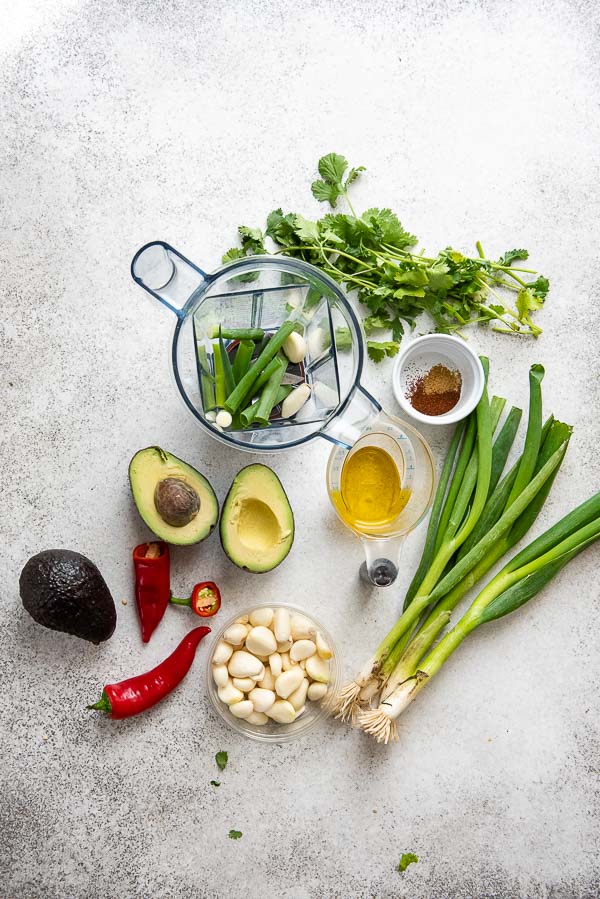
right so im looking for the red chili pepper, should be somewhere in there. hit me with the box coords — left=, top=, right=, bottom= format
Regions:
left=87, top=626, right=210, bottom=719
left=170, top=581, right=221, bottom=618
left=133, top=541, right=171, bottom=643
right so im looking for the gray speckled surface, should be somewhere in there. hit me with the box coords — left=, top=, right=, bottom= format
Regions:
left=1, top=1, right=600, bottom=896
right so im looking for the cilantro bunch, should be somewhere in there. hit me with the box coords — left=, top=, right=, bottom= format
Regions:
left=222, top=153, right=549, bottom=362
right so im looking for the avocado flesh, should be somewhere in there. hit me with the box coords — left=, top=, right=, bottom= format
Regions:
left=129, top=446, right=219, bottom=545
left=20, top=550, right=116, bottom=643
left=220, top=464, right=294, bottom=573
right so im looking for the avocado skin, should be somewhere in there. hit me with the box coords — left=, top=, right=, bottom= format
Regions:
left=20, top=550, right=116, bottom=644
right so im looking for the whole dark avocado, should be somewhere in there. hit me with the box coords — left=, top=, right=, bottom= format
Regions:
left=20, top=549, right=116, bottom=644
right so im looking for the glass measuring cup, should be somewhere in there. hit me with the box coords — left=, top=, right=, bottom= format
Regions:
left=326, top=411, right=435, bottom=587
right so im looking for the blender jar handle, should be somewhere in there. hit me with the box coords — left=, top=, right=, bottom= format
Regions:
left=320, top=384, right=382, bottom=450
left=131, top=241, right=209, bottom=318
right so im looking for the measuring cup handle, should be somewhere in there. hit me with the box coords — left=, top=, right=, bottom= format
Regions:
left=131, top=241, right=209, bottom=318
left=320, top=384, right=382, bottom=449
left=359, top=535, right=404, bottom=588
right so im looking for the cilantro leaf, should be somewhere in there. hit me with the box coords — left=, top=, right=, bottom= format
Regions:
left=345, top=165, right=366, bottom=187
left=293, top=214, right=320, bottom=243
left=238, top=225, right=266, bottom=254
left=266, top=208, right=298, bottom=245
left=527, top=275, right=549, bottom=298
left=311, top=179, right=340, bottom=206
left=363, top=314, right=392, bottom=333
left=498, top=248, right=529, bottom=266
left=398, top=852, right=419, bottom=873
left=367, top=340, right=400, bottom=362
left=228, top=830, right=242, bottom=840
left=222, top=247, right=246, bottom=265
left=215, top=750, right=228, bottom=771
left=318, top=152, right=348, bottom=186
left=210, top=780, right=221, bottom=787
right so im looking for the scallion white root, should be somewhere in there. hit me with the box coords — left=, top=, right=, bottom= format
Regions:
left=360, top=674, right=428, bottom=744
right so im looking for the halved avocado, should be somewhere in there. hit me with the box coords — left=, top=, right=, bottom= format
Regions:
left=129, top=447, right=219, bottom=545
left=220, top=464, right=294, bottom=573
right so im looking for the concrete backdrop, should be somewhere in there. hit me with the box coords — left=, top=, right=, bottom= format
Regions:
left=1, top=1, right=599, bottom=896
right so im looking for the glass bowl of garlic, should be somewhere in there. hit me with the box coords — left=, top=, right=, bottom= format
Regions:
left=205, top=603, right=341, bottom=741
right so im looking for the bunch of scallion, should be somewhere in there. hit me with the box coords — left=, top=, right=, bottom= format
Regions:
left=332, top=360, right=600, bottom=744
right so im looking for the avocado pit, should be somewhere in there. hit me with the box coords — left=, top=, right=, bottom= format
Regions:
left=154, top=477, right=200, bottom=528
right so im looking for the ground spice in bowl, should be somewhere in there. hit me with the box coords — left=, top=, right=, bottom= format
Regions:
left=407, top=364, right=462, bottom=416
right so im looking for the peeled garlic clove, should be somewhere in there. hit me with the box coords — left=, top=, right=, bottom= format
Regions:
left=274, top=608, right=291, bottom=643
left=212, top=664, right=230, bottom=688
left=229, top=700, right=254, bottom=719
left=281, top=384, right=311, bottom=419
left=275, top=666, right=304, bottom=699
left=288, top=677, right=309, bottom=711
left=316, top=631, right=332, bottom=659
left=290, top=640, right=316, bottom=662
left=232, top=677, right=255, bottom=692
left=223, top=623, right=248, bottom=647
left=291, top=614, right=316, bottom=641
left=294, top=705, right=306, bottom=719
left=307, top=682, right=328, bottom=701
left=228, top=650, right=264, bottom=678
left=280, top=651, right=293, bottom=671
left=249, top=607, right=274, bottom=628
left=218, top=681, right=244, bottom=705
left=305, top=654, right=330, bottom=683
left=212, top=641, right=234, bottom=665
left=276, top=638, right=293, bottom=653
left=246, top=710, right=268, bottom=725
left=235, top=614, right=249, bottom=624
left=259, top=667, right=276, bottom=690
left=245, top=626, right=277, bottom=657
left=248, top=687, right=276, bottom=713
left=282, top=330, right=307, bottom=364
left=268, top=653, right=282, bottom=677
left=266, top=700, right=296, bottom=724
left=216, top=409, right=233, bottom=429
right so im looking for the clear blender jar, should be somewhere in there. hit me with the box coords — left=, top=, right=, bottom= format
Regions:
left=131, top=242, right=435, bottom=584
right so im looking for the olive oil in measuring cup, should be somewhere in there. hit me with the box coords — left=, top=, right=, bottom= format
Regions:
left=326, top=415, right=435, bottom=587
left=332, top=441, right=411, bottom=532
left=331, top=429, right=414, bottom=535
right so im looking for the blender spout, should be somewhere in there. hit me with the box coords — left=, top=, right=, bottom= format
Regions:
left=320, top=384, right=382, bottom=449
left=131, top=241, right=209, bottom=318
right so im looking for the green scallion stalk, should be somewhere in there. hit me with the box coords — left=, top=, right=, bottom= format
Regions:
left=242, top=383, right=292, bottom=428
left=209, top=326, right=264, bottom=340
left=224, top=321, right=296, bottom=413
left=433, top=415, right=476, bottom=555
left=197, top=345, right=217, bottom=411
left=402, top=419, right=467, bottom=611
left=218, top=329, right=236, bottom=397
left=254, top=359, right=288, bottom=425
left=360, top=501, right=600, bottom=743
left=395, top=419, right=573, bottom=680
left=213, top=341, right=227, bottom=408
left=504, top=363, right=544, bottom=507
left=232, top=339, right=255, bottom=384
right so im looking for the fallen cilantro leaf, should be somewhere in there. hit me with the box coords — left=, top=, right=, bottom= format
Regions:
left=210, top=780, right=221, bottom=787
left=228, top=830, right=242, bottom=840
left=215, top=750, right=228, bottom=771
left=398, top=852, right=419, bottom=873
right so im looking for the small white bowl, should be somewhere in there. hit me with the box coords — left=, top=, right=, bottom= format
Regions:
left=392, top=334, right=484, bottom=425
